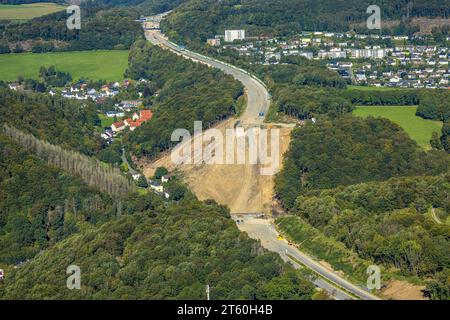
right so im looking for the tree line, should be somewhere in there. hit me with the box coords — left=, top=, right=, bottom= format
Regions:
left=0, top=85, right=102, bottom=155
left=288, top=174, right=450, bottom=299
left=3, top=124, right=137, bottom=196
left=0, top=131, right=318, bottom=299
left=0, top=133, right=128, bottom=264
left=275, top=115, right=449, bottom=208
left=0, top=5, right=144, bottom=53
left=415, top=90, right=450, bottom=153
left=163, top=0, right=450, bottom=46
left=123, top=40, right=244, bottom=159
left=241, top=59, right=449, bottom=154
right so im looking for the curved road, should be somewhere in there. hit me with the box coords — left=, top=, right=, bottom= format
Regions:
left=233, top=215, right=381, bottom=300
left=145, top=29, right=270, bottom=127
left=144, top=16, right=380, bottom=301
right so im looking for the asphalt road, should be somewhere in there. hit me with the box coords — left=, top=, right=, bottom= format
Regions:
left=145, top=29, right=270, bottom=127
left=233, top=215, right=381, bottom=300
left=144, top=17, right=380, bottom=301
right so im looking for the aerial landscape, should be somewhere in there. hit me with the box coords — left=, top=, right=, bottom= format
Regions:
left=0, top=0, right=449, bottom=310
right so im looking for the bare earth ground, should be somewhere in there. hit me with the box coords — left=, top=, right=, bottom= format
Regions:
left=139, top=17, right=430, bottom=299
left=140, top=119, right=293, bottom=214
left=382, top=280, right=428, bottom=300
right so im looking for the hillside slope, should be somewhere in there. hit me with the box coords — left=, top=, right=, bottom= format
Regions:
left=163, top=0, right=450, bottom=44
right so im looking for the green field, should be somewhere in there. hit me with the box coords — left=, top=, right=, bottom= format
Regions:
left=98, top=114, right=115, bottom=128
left=0, top=3, right=66, bottom=20
left=0, top=51, right=129, bottom=82
left=354, top=106, right=443, bottom=149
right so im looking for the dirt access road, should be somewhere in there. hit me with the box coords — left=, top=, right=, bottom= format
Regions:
left=144, top=27, right=294, bottom=214
left=141, top=14, right=384, bottom=300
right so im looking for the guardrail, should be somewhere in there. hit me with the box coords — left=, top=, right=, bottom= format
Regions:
left=165, top=39, right=272, bottom=102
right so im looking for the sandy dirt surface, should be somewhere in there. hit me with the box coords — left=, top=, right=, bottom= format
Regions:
left=141, top=119, right=293, bottom=214
left=381, top=280, right=428, bottom=300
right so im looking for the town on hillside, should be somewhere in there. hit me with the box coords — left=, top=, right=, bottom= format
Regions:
left=207, top=30, right=450, bottom=89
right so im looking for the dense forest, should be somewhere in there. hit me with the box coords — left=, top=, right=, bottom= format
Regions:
left=124, top=40, right=243, bottom=159
left=280, top=174, right=450, bottom=299
left=0, top=206, right=315, bottom=299
left=0, top=133, right=128, bottom=265
left=163, top=0, right=450, bottom=45
left=1, top=0, right=448, bottom=301
left=0, top=133, right=316, bottom=299
left=2, top=125, right=137, bottom=195
left=274, top=113, right=449, bottom=299
left=275, top=115, right=449, bottom=208
left=0, top=86, right=102, bottom=155
left=0, top=4, right=144, bottom=53
left=416, top=90, right=450, bottom=122
left=415, top=90, right=450, bottom=152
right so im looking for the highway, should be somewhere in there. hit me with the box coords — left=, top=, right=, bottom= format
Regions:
left=144, top=15, right=380, bottom=301
left=233, top=215, right=381, bottom=300
left=144, top=29, right=270, bottom=127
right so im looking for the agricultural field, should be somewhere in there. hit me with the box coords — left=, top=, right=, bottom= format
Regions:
left=353, top=106, right=443, bottom=149
left=0, top=50, right=129, bottom=82
left=0, top=2, right=66, bottom=20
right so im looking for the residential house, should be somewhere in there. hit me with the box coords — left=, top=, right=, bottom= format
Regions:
left=161, top=174, right=172, bottom=183
left=124, top=118, right=134, bottom=126
left=207, top=38, right=221, bottom=46
left=121, top=100, right=143, bottom=109
left=140, top=110, right=153, bottom=120
left=132, top=173, right=142, bottom=181
left=8, top=83, right=20, bottom=91
left=111, top=121, right=126, bottom=132
left=149, top=180, right=164, bottom=192
left=106, top=111, right=125, bottom=118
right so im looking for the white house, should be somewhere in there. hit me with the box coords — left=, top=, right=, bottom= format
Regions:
left=8, top=83, right=19, bottom=91
left=224, top=30, right=245, bottom=42
left=106, top=111, right=125, bottom=118
left=149, top=180, right=164, bottom=193
left=207, top=38, right=221, bottom=46
left=132, top=173, right=142, bottom=181
left=111, top=121, right=126, bottom=132
left=161, top=174, right=172, bottom=183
